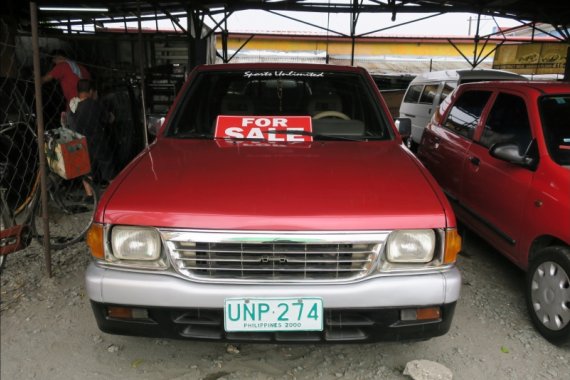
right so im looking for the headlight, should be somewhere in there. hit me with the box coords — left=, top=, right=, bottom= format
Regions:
left=386, top=229, right=435, bottom=263
left=111, top=226, right=161, bottom=261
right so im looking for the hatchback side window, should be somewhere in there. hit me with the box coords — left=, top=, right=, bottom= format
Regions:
left=479, top=93, right=532, bottom=154
left=419, top=84, right=439, bottom=104
left=443, top=90, right=492, bottom=139
left=403, top=85, right=423, bottom=103
left=540, top=95, right=570, bottom=166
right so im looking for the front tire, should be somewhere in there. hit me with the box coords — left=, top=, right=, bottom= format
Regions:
left=526, top=246, right=570, bottom=346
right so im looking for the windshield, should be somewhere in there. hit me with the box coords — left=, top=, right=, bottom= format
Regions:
left=539, top=95, right=570, bottom=166
left=165, top=69, right=391, bottom=141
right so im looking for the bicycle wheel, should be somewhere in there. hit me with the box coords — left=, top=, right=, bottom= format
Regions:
left=32, top=175, right=99, bottom=250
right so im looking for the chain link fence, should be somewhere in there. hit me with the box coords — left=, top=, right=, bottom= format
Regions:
left=0, top=23, right=39, bottom=217
left=1, top=18, right=148, bottom=264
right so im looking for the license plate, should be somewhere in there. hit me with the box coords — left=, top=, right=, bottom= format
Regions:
left=224, top=297, right=323, bottom=332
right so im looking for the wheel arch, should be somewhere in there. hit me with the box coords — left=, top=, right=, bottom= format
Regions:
left=528, top=235, right=570, bottom=266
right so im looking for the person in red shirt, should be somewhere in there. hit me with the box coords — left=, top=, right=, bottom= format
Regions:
left=41, top=50, right=91, bottom=107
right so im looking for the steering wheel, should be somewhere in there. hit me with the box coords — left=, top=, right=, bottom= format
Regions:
left=312, top=111, right=351, bottom=120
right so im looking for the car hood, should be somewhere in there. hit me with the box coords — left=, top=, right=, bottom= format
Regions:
left=100, top=139, right=448, bottom=230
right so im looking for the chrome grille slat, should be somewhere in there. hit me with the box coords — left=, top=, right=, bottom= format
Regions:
left=180, top=266, right=364, bottom=272
left=176, top=257, right=371, bottom=264
left=174, top=248, right=374, bottom=255
left=162, top=230, right=388, bottom=282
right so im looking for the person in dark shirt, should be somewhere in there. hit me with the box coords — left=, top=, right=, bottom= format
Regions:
left=68, top=79, right=117, bottom=185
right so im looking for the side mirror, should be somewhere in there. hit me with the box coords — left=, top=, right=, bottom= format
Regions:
left=147, top=115, right=165, bottom=137
left=489, top=141, right=537, bottom=169
left=394, top=117, right=412, bottom=138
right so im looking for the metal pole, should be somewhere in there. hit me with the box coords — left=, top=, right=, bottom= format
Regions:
left=473, top=13, right=481, bottom=68
left=350, top=0, right=358, bottom=66
left=30, top=2, right=52, bottom=277
left=564, top=46, right=570, bottom=81
left=222, top=12, right=228, bottom=63
left=187, top=7, right=194, bottom=71
left=138, top=2, right=149, bottom=147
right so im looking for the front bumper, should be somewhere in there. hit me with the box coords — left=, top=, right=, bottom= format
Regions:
left=86, top=263, right=461, bottom=342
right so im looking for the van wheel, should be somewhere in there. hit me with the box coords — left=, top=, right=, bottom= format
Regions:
left=526, top=246, right=570, bottom=346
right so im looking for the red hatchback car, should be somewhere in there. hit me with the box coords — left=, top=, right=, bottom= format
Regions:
left=418, top=81, right=570, bottom=345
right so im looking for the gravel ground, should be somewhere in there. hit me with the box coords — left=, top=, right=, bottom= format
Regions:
left=1, top=229, right=569, bottom=380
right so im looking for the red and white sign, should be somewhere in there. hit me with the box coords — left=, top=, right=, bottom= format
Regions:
left=214, top=116, right=313, bottom=142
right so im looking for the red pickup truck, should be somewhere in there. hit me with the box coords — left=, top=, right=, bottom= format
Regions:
left=85, top=63, right=461, bottom=343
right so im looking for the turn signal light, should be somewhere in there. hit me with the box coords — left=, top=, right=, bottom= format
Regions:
left=86, top=223, right=104, bottom=260
left=416, top=307, right=441, bottom=321
left=401, top=307, right=441, bottom=321
left=443, top=228, right=461, bottom=264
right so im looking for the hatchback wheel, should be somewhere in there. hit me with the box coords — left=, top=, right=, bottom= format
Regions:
left=526, top=246, right=570, bottom=346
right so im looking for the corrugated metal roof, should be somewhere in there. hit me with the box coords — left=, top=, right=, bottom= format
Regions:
left=32, top=0, right=570, bottom=28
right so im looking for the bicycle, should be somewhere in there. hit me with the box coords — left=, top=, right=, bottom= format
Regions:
left=0, top=122, right=99, bottom=270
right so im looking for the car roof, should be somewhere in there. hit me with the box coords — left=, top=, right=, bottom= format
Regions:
left=459, top=80, right=570, bottom=95
left=409, top=69, right=524, bottom=83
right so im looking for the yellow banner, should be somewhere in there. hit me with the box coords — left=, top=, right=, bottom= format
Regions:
left=493, top=43, right=568, bottom=74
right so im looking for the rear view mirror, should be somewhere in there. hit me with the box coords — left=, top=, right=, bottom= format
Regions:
left=394, top=117, right=412, bottom=138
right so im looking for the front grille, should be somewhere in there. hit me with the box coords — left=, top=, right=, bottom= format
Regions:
left=161, top=231, right=388, bottom=282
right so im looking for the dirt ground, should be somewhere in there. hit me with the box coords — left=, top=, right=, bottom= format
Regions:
left=1, top=229, right=569, bottom=380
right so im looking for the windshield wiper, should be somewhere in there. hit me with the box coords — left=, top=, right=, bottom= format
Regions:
left=314, top=134, right=368, bottom=142
left=172, top=130, right=384, bottom=142
left=214, top=136, right=267, bottom=142
left=272, top=129, right=368, bottom=142
left=171, top=132, right=213, bottom=139
left=359, top=136, right=387, bottom=141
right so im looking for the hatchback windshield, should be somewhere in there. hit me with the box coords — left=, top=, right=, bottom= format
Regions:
left=540, top=95, right=570, bottom=166
left=165, top=70, right=391, bottom=141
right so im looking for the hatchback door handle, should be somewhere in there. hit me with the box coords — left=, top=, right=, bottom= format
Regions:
left=469, top=156, right=480, bottom=166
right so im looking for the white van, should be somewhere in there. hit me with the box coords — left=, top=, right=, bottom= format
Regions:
left=399, top=69, right=525, bottom=149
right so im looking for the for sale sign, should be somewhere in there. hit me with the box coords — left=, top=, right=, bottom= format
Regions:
left=214, top=116, right=313, bottom=142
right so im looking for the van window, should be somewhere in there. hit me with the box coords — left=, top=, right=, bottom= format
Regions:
left=443, top=90, right=492, bottom=140
left=480, top=93, right=532, bottom=153
left=440, top=82, right=456, bottom=102
left=419, top=84, right=439, bottom=104
left=403, top=85, right=422, bottom=103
